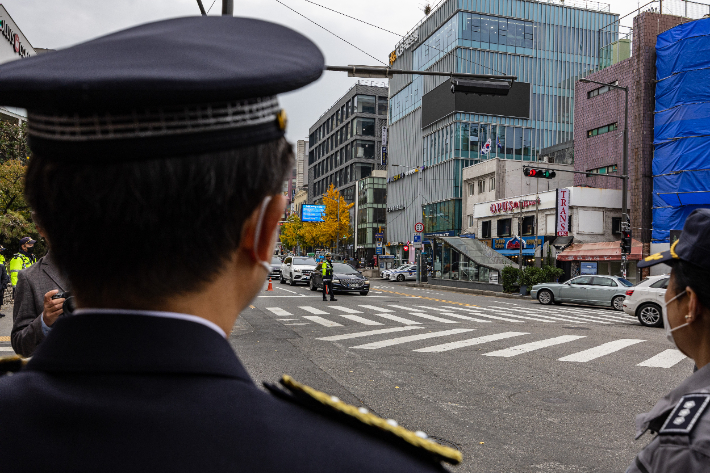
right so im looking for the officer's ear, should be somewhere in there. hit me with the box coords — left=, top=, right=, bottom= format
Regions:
left=240, top=194, right=287, bottom=265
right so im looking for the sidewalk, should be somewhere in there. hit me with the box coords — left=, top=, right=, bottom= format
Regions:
left=0, top=301, right=15, bottom=354
left=403, top=282, right=528, bottom=300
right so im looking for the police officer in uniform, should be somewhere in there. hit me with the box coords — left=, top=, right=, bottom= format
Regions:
left=626, top=208, right=710, bottom=472
left=8, top=236, right=36, bottom=289
left=321, top=252, right=337, bottom=302
left=0, top=16, right=458, bottom=473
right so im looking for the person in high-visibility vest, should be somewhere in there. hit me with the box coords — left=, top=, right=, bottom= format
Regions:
left=9, top=237, right=37, bottom=288
left=0, top=245, right=6, bottom=266
left=321, top=253, right=336, bottom=302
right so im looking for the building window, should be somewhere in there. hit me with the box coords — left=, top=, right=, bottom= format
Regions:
left=587, top=81, right=618, bottom=99
left=468, top=183, right=474, bottom=195
left=482, top=220, right=491, bottom=238
left=489, top=176, right=495, bottom=191
left=374, top=208, right=386, bottom=224
left=378, top=96, right=388, bottom=115
left=468, top=214, right=474, bottom=227
left=354, top=95, right=376, bottom=114
left=612, top=217, right=622, bottom=234
left=497, top=218, right=512, bottom=237
left=354, top=140, right=375, bottom=159
left=478, top=180, right=485, bottom=194
left=522, top=216, right=535, bottom=236
left=587, top=123, right=618, bottom=137
left=355, top=118, right=375, bottom=136
left=587, top=164, right=618, bottom=175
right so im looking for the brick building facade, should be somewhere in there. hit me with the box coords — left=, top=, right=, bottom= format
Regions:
left=573, top=12, right=688, bottom=262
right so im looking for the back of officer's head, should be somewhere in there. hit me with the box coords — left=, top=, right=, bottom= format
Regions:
left=25, top=141, right=293, bottom=306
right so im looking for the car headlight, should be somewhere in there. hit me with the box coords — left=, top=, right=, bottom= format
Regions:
left=364, top=278, right=369, bottom=283
left=332, top=279, right=340, bottom=284
left=293, top=268, right=301, bottom=273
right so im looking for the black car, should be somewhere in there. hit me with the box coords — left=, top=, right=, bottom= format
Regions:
left=310, top=262, right=370, bottom=295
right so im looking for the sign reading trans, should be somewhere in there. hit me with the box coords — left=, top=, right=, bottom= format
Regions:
left=301, top=204, right=326, bottom=222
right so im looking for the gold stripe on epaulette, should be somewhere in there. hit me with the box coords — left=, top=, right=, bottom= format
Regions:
left=281, top=375, right=463, bottom=464
left=0, top=354, right=29, bottom=374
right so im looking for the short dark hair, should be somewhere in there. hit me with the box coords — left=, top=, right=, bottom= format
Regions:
left=25, top=138, right=293, bottom=307
left=670, top=260, right=710, bottom=311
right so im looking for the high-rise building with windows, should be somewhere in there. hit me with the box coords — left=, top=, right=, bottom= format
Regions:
left=308, top=83, right=388, bottom=205
left=386, top=0, right=619, bottom=248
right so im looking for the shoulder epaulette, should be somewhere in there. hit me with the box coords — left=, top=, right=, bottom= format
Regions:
left=265, top=374, right=462, bottom=465
left=659, top=393, right=710, bottom=435
left=0, top=354, right=28, bottom=375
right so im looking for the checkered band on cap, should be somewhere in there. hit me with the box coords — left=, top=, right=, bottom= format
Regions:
left=27, top=97, right=280, bottom=142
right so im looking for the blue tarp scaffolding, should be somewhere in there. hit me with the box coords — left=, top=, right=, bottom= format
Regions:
left=653, top=18, right=710, bottom=242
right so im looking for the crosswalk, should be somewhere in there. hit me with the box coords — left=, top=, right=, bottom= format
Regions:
left=264, top=303, right=635, bottom=328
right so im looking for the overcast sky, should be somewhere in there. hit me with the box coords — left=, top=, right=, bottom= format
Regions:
left=5, top=0, right=642, bottom=143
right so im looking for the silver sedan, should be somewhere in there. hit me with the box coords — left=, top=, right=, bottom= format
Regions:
left=531, top=275, right=634, bottom=311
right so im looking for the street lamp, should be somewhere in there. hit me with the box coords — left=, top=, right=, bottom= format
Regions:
left=579, top=78, right=629, bottom=278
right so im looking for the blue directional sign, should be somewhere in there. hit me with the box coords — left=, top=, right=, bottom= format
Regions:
left=301, top=204, right=326, bottom=222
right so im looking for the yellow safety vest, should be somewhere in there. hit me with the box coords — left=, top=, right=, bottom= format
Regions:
left=9, top=253, right=34, bottom=287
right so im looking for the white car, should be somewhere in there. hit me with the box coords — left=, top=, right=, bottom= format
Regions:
left=280, top=256, right=317, bottom=286
left=380, top=264, right=413, bottom=279
left=622, top=274, right=669, bottom=327
left=389, top=266, right=418, bottom=282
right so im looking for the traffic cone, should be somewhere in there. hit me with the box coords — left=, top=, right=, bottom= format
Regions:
left=267, top=278, right=273, bottom=291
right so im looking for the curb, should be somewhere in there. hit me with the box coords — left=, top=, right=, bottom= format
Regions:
left=403, top=283, right=531, bottom=300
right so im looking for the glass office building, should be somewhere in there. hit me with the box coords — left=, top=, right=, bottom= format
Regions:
left=386, top=0, right=618, bottom=246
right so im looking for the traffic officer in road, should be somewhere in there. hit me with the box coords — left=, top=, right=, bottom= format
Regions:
left=626, top=208, right=710, bottom=473
left=9, top=237, right=36, bottom=288
left=0, top=245, right=6, bottom=266
left=0, top=15, right=456, bottom=473
left=321, top=252, right=337, bottom=302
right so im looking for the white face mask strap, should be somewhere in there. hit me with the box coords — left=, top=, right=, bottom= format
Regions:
left=253, top=196, right=273, bottom=273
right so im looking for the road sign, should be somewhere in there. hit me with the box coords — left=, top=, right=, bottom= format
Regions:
left=375, top=247, right=383, bottom=255
left=413, top=234, right=422, bottom=243
left=375, top=232, right=384, bottom=239
left=414, top=222, right=424, bottom=233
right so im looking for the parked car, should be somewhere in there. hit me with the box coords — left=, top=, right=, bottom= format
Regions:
left=531, top=275, right=633, bottom=310
left=268, top=256, right=282, bottom=280
left=622, top=274, right=669, bottom=327
left=381, top=264, right=413, bottom=279
left=280, top=256, right=317, bottom=286
left=389, top=265, right=418, bottom=282
left=310, top=262, right=370, bottom=295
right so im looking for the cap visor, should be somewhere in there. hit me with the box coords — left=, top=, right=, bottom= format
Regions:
left=637, top=250, right=675, bottom=268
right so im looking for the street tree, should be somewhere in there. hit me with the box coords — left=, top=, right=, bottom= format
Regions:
left=0, top=121, right=31, bottom=164
left=279, top=213, right=302, bottom=250
left=0, top=152, right=41, bottom=254
left=321, top=183, right=353, bottom=252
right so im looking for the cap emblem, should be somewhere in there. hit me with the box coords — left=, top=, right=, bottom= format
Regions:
left=277, top=109, right=288, bottom=131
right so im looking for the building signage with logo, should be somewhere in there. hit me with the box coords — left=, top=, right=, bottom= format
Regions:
left=0, top=20, right=30, bottom=58
left=395, top=31, right=419, bottom=56
left=490, top=197, right=541, bottom=214
left=556, top=188, right=570, bottom=236
left=492, top=236, right=544, bottom=250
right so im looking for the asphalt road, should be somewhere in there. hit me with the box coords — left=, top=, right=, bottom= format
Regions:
left=232, top=278, right=692, bottom=473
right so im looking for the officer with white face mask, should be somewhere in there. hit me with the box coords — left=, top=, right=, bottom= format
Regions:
left=626, top=208, right=710, bottom=473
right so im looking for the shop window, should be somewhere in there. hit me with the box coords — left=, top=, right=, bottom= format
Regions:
left=497, top=218, right=512, bottom=237
left=522, top=216, right=535, bottom=236
left=482, top=220, right=491, bottom=238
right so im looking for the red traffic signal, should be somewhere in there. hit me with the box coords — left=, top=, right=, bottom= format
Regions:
left=403, top=245, right=409, bottom=252
left=524, top=167, right=556, bottom=179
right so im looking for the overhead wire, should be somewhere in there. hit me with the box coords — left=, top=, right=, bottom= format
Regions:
left=274, top=0, right=387, bottom=65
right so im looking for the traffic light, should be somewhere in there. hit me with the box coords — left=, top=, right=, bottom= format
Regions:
left=450, top=78, right=511, bottom=96
left=523, top=167, right=556, bottom=179
left=620, top=229, right=632, bottom=254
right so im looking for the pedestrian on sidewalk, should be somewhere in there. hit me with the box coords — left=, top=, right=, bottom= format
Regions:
left=0, top=256, right=9, bottom=318
left=321, top=253, right=336, bottom=302
left=0, top=16, right=450, bottom=473
left=627, top=209, right=710, bottom=473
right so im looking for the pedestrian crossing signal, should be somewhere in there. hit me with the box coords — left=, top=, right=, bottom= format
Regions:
left=523, top=167, right=556, bottom=179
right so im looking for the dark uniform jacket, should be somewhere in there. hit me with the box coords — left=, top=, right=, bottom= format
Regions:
left=11, top=254, right=68, bottom=357
left=626, top=363, right=710, bottom=472
left=0, top=312, right=447, bottom=473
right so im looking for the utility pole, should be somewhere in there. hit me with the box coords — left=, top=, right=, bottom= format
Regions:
left=196, top=0, right=207, bottom=15
left=518, top=199, right=523, bottom=271
left=222, top=0, right=233, bottom=15
left=580, top=78, right=629, bottom=279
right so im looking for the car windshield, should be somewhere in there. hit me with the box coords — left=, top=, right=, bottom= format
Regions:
left=271, top=257, right=282, bottom=264
left=293, top=258, right=316, bottom=265
left=333, top=263, right=358, bottom=274
left=396, top=265, right=409, bottom=270
left=617, top=278, right=633, bottom=287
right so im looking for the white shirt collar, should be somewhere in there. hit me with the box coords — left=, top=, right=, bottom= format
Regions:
left=72, top=308, right=227, bottom=338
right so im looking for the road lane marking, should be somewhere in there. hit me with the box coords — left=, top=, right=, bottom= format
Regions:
left=388, top=305, right=425, bottom=312
left=275, top=287, right=299, bottom=294
left=432, top=312, right=491, bottom=323
left=484, top=335, right=587, bottom=358
left=369, top=313, right=422, bottom=325
left=350, top=329, right=475, bottom=349
left=559, top=339, right=645, bottom=362
left=299, top=306, right=329, bottom=315
left=414, top=332, right=529, bottom=353
left=0, top=347, right=15, bottom=351
left=637, top=349, right=687, bottom=368
left=317, top=326, right=423, bottom=341
left=444, top=308, right=524, bottom=323
left=330, top=306, right=364, bottom=314
left=358, top=305, right=394, bottom=312
left=284, top=323, right=310, bottom=326
left=406, top=313, right=460, bottom=323
left=302, top=316, right=343, bottom=327
left=266, top=307, right=292, bottom=316
left=330, top=313, right=383, bottom=326
left=486, top=306, right=589, bottom=324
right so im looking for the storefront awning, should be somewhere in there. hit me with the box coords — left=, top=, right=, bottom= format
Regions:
left=497, top=249, right=535, bottom=256
left=438, top=237, right=514, bottom=272
left=556, top=239, right=643, bottom=261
